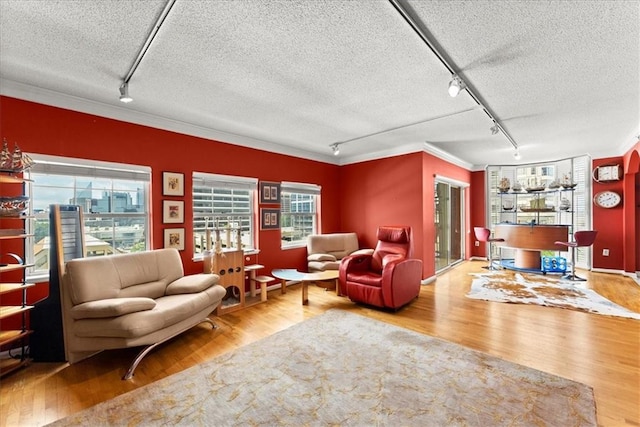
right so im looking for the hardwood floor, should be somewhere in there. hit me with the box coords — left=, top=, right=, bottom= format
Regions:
left=1, top=261, right=639, bottom=426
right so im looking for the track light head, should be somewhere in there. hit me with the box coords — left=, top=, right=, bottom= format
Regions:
left=119, top=83, right=133, bottom=103
left=448, top=74, right=466, bottom=97
left=513, top=150, right=521, bottom=160
left=490, top=124, right=499, bottom=135
left=331, top=143, right=340, bottom=156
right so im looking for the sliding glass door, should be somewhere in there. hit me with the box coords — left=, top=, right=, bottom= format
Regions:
left=434, top=180, right=465, bottom=272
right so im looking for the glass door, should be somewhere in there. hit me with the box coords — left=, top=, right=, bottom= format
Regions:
left=434, top=180, right=464, bottom=272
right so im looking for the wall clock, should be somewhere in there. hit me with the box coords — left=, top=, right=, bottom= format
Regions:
left=593, top=190, right=622, bottom=208
left=593, top=164, right=621, bottom=182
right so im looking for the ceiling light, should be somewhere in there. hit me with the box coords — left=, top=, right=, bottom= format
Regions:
left=513, top=150, right=521, bottom=160
left=331, top=143, right=340, bottom=156
left=490, top=124, right=499, bottom=135
left=119, top=83, right=133, bottom=103
left=448, top=75, right=466, bottom=97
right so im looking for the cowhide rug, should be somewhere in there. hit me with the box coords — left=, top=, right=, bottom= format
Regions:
left=467, top=271, right=640, bottom=320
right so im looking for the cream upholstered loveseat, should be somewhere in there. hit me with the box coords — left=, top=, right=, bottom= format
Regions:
left=60, top=248, right=225, bottom=379
left=307, top=232, right=373, bottom=272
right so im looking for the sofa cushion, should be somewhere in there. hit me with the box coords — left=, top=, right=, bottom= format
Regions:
left=70, top=297, right=156, bottom=320
left=307, top=253, right=337, bottom=262
left=64, top=248, right=185, bottom=303
left=308, top=260, right=341, bottom=272
left=307, top=233, right=359, bottom=260
left=74, top=286, right=225, bottom=339
left=166, top=274, right=220, bottom=295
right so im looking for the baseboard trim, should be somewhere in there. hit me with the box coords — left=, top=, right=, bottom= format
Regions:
left=622, top=271, right=640, bottom=286
left=421, top=276, right=437, bottom=286
left=592, top=267, right=626, bottom=275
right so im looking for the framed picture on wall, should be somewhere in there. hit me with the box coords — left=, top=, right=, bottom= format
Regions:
left=163, top=200, right=184, bottom=223
left=164, top=228, right=185, bottom=251
left=259, top=181, right=281, bottom=204
left=260, top=208, right=280, bottom=230
left=162, top=172, right=184, bottom=196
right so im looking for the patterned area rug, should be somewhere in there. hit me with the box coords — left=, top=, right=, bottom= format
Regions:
left=468, top=271, right=640, bottom=320
left=49, top=310, right=597, bottom=427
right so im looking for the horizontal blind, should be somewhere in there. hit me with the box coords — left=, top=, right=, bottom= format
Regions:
left=28, top=154, right=150, bottom=181
left=193, top=172, right=257, bottom=190
left=281, top=181, right=321, bottom=195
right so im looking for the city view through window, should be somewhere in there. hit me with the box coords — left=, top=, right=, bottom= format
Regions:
left=28, top=173, right=148, bottom=277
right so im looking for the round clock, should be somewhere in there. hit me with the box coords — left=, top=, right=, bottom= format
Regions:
left=593, top=190, right=622, bottom=208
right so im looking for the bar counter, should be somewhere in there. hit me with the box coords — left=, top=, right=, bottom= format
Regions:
left=494, top=223, right=569, bottom=270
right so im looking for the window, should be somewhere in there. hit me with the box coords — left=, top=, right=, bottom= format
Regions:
left=487, top=155, right=592, bottom=267
left=25, top=155, right=150, bottom=279
left=280, top=182, right=320, bottom=247
left=192, top=172, right=257, bottom=255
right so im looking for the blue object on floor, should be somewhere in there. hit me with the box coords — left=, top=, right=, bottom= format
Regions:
left=541, top=256, right=567, bottom=273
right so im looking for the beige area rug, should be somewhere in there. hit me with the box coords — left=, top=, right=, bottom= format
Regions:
left=49, top=310, right=597, bottom=427
left=468, top=271, right=640, bottom=320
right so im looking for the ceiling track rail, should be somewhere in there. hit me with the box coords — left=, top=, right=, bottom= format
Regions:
left=387, top=0, right=518, bottom=151
left=122, top=0, right=177, bottom=84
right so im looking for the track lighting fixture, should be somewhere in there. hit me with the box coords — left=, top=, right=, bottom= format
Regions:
left=331, top=143, right=340, bottom=156
left=448, top=74, right=466, bottom=97
left=513, top=150, right=521, bottom=160
left=119, top=83, right=133, bottom=103
left=490, top=123, right=499, bottom=135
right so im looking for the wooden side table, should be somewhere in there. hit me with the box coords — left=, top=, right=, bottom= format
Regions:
left=245, top=264, right=274, bottom=306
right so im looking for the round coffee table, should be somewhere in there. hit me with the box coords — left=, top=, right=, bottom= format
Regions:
left=271, top=269, right=339, bottom=305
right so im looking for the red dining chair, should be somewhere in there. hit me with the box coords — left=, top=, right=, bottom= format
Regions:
left=555, top=230, right=598, bottom=281
left=474, top=227, right=504, bottom=270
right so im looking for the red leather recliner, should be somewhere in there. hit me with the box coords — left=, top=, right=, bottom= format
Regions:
left=339, top=226, right=422, bottom=309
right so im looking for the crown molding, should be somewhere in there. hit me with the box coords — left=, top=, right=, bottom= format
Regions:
left=2, top=79, right=479, bottom=171
left=0, top=79, right=339, bottom=165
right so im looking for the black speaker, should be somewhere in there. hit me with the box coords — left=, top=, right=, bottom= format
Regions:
left=30, top=205, right=84, bottom=362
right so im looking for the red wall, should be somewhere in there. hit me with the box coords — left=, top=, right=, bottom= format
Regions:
left=339, top=152, right=424, bottom=253
left=338, top=151, right=472, bottom=279
left=622, top=141, right=640, bottom=273
left=470, top=170, right=486, bottom=258
left=0, top=96, right=341, bottom=308
left=592, top=156, right=626, bottom=270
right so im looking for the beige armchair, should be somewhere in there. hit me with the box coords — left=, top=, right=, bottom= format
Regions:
left=307, top=232, right=373, bottom=272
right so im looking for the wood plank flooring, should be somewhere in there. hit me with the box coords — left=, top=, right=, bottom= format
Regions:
left=1, top=261, right=639, bottom=426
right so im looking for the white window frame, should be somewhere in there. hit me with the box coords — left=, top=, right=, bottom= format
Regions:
left=280, top=181, right=320, bottom=248
left=24, top=154, right=151, bottom=281
left=192, top=172, right=257, bottom=257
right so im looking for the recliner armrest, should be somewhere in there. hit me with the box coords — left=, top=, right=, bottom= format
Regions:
left=339, top=253, right=372, bottom=272
left=350, top=248, right=374, bottom=256
left=70, top=297, right=156, bottom=320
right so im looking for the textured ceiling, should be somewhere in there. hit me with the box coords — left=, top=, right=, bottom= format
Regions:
left=1, top=0, right=638, bottom=169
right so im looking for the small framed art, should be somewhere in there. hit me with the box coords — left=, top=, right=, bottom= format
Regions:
left=260, top=208, right=280, bottom=230
left=163, top=172, right=184, bottom=196
left=259, top=181, right=281, bottom=204
left=163, top=200, right=184, bottom=223
left=164, top=228, right=185, bottom=251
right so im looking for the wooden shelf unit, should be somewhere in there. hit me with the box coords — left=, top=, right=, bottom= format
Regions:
left=0, top=172, right=33, bottom=377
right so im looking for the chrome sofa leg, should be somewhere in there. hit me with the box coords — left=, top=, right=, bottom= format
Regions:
left=122, top=317, right=218, bottom=380
left=123, top=343, right=160, bottom=380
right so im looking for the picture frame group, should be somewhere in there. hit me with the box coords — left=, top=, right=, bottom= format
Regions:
left=259, top=181, right=281, bottom=204
left=163, top=200, right=184, bottom=223
left=260, top=208, right=280, bottom=230
left=164, top=228, right=185, bottom=251
left=162, top=171, right=184, bottom=197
